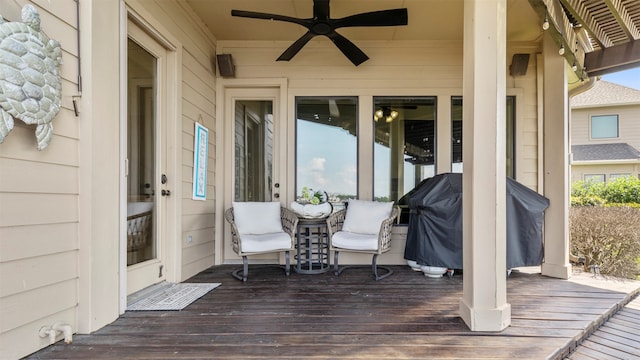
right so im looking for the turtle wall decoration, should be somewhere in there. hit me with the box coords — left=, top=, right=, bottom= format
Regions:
left=0, top=4, right=62, bottom=150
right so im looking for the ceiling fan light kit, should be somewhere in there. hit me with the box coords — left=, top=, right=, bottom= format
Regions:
left=374, top=108, right=399, bottom=122
left=231, top=0, right=408, bottom=66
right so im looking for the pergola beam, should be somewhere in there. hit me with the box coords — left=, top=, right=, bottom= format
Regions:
left=584, top=38, right=640, bottom=76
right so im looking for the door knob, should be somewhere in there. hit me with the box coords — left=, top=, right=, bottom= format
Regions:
left=274, top=193, right=279, bottom=198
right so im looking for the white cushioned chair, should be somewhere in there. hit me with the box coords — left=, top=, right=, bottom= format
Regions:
left=225, top=202, right=298, bottom=281
left=327, top=199, right=399, bottom=280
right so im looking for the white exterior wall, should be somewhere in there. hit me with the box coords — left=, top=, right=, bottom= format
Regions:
left=570, top=104, right=640, bottom=181
left=0, top=1, right=81, bottom=358
left=572, top=104, right=640, bottom=149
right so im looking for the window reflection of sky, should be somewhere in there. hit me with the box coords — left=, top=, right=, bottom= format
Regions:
left=297, top=120, right=358, bottom=198
left=297, top=120, right=432, bottom=200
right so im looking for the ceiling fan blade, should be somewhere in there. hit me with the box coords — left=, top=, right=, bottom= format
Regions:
left=231, top=10, right=309, bottom=27
left=313, top=0, right=330, bottom=21
left=277, top=31, right=317, bottom=61
left=333, top=9, right=408, bottom=28
left=326, top=31, right=369, bottom=66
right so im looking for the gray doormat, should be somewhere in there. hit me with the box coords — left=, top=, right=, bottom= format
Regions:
left=127, top=282, right=220, bottom=311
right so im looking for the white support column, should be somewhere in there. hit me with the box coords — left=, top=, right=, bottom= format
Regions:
left=541, top=33, right=572, bottom=279
left=459, top=0, right=511, bottom=332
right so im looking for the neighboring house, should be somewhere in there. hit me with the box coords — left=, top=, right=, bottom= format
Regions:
left=0, top=0, right=638, bottom=358
left=571, top=80, right=640, bottom=183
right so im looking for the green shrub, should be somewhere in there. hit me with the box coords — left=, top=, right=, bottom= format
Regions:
left=570, top=206, right=640, bottom=279
left=571, top=195, right=605, bottom=206
left=572, top=177, right=640, bottom=205
left=571, top=179, right=606, bottom=199
left=602, top=176, right=640, bottom=204
left=604, top=202, right=640, bottom=209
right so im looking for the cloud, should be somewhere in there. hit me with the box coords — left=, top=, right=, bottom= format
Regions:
left=337, top=164, right=357, bottom=193
left=309, top=157, right=326, bottom=172
left=300, top=157, right=328, bottom=190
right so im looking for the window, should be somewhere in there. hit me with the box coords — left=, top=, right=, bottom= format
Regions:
left=451, top=96, right=516, bottom=178
left=610, top=174, right=631, bottom=181
left=373, top=97, right=436, bottom=202
left=295, top=97, right=358, bottom=207
left=506, top=96, right=516, bottom=178
left=451, top=97, right=463, bottom=173
left=591, top=115, right=618, bottom=139
left=234, top=100, right=273, bottom=201
left=584, top=174, right=605, bottom=183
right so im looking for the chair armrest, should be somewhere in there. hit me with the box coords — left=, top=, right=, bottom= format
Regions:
left=280, top=207, right=299, bottom=238
left=224, top=207, right=242, bottom=255
left=377, top=206, right=400, bottom=252
left=326, top=209, right=347, bottom=239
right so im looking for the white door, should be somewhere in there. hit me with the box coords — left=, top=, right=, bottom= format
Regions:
left=223, top=88, right=285, bottom=261
left=125, top=19, right=170, bottom=295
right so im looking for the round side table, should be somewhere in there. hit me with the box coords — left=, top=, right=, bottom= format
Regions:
left=295, top=217, right=331, bottom=274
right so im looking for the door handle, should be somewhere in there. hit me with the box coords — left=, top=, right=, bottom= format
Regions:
left=161, top=189, right=171, bottom=196
left=274, top=193, right=279, bottom=198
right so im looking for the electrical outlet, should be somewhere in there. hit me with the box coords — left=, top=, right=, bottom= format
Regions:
left=186, top=235, right=193, bottom=244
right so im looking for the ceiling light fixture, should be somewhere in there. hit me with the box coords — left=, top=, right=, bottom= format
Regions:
left=558, top=44, right=565, bottom=55
left=542, top=16, right=550, bottom=30
left=374, top=108, right=399, bottom=123
left=572, top=59, right=577, bottom=72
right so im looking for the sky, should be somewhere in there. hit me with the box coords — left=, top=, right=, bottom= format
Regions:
left=601, top=67, right=640, bottom=90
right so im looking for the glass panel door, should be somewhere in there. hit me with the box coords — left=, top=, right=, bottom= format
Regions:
left=234, top=100, right=274, bottom=202
left=126, top=20, right=167, bottom=296
left=223, top=87, right=282, bottom=262
left=127, top=38, right=156, bottom=266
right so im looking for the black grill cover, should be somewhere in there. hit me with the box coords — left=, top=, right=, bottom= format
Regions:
left=403, top=173, right=550, bottom=269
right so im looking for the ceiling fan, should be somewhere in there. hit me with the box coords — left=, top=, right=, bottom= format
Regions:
left=231, top=0, right=408, bottom=66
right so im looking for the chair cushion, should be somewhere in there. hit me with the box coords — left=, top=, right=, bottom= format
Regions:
left=233, top=202, right=282, bottom=235
left=331, top=231, right=379, bottom=251
left=341, top=199, right=393, bottom=235
left=240, top=232, right=292, bottom=253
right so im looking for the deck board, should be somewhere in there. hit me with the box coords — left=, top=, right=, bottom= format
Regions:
left=567, top=296, right=640, bottom=359
left=24, top=265, right=640, bottom=360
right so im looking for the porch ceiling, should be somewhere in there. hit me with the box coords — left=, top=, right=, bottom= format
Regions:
left=185, top=0, right=541, bottom=43
left=185, top=0, right=639, bottom=76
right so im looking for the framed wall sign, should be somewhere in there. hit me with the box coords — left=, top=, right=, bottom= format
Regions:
left=192, top=122, right=209, bottom=200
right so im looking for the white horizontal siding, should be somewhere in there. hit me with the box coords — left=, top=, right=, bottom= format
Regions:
left=0, top=279, right=77, bottom=333
left=0, top=223, right=77, bottom=262
left=0, top=0, right=83, bottom=358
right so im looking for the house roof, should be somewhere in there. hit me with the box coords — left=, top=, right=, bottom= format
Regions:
left=572, top=143, right=640, bottom=161
left=571, top=80, right=640, bottom=108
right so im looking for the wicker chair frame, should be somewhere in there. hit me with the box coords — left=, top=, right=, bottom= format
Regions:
left=327, top=206, right=399, bottom=280
left=224, top=206, right=298, bottom=281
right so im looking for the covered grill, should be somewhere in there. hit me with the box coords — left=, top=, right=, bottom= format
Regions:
left=403, top=173, right=550, bottom=269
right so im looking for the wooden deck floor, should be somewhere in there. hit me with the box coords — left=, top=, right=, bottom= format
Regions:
left=25, top=265, right=640, bottom=360
left=567, top=295, right=640, bottom=359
